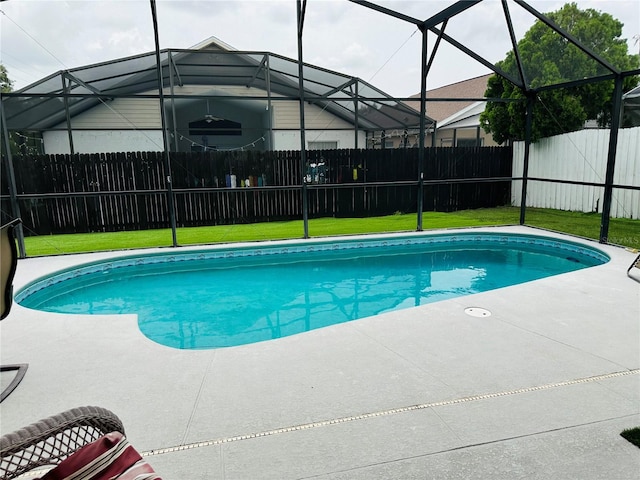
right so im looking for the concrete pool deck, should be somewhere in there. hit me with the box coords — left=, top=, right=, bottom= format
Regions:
left=1, top=226, right=638, bottom=479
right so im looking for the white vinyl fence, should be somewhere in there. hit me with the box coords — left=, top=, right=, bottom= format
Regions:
left=512, top=127, right=640, bottom=219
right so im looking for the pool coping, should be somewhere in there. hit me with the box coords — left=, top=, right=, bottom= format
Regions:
left=12, top=226, right=615, bottom=297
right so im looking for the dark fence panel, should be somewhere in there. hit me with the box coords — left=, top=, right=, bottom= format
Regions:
left=1, top=147, right=512, bottom=235
left=423, top=147, right=512, bottom=211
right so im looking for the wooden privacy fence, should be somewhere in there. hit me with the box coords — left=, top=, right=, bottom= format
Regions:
left=1, top=147, right=512, bottom=235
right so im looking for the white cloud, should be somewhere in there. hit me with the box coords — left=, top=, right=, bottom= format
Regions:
left=86, top=41, right=103, bottom=52
left=309, top=42, right=373, bottom=77
left=107, top=29, right=150, bottom=53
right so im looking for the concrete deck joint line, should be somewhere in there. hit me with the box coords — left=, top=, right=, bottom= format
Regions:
left=181, top=353, right=217, bottom=445
left=140, top=369, right=639, bottom=458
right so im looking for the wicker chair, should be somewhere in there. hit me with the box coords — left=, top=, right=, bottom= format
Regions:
left=0, top=219, right=130, bottom=479
left=1, top=218, right=28, bottom=402
left=0, top=219, right=20, bottom=320
left=0, top=406, right=125, bottom=479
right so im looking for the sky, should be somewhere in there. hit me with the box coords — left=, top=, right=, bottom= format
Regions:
left=1, top=0, right=639, bottom=97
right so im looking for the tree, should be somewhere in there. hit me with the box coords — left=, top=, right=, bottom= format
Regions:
left=480, top=2, right=639, bottom=144
left=1, top=64, right=13, bottom=93
left=1, top=64, right=19, bottom=154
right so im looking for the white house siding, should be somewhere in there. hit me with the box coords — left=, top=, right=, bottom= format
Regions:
left=42, top=86, right=363, bottom=153
left=43, top=96, right=163, bottom=153
left=512, top=127, right=640, bottom=219
left=272, top=102, right=355, bottom=130
left=43, top=130, right=165, bottom=154
left=66, top=97, right=161, bottom=129
left=272, top=102, right=362, bottom=150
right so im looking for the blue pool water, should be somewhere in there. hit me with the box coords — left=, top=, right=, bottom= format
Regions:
left=17, top=233, right=608, bottom=350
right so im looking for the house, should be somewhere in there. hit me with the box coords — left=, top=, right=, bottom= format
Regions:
left=401, top=74, right=498, bottom=148
left=623, top=84, right=640, bottom=127
left=2, top=37, right=428, bottom=155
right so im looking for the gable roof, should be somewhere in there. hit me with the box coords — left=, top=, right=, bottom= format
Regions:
left=189, top=36, right=238, bottom=52
left=3, top=38, right=429, bottom=132
left=438, top=101, right=486, bottom=129
left=407, top=74, right=491, bottom=123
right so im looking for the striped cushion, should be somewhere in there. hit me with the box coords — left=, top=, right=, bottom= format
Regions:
left=37, top=432, right=161, bottom=480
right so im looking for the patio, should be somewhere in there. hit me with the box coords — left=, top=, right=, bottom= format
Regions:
left=1, top=226, right=638, bottom=479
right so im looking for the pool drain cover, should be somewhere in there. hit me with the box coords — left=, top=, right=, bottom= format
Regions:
left=465, top=307, right=491, bottom=318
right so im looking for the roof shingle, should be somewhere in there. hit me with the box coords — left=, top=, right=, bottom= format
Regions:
left=407, top=74, right=492, bottom=122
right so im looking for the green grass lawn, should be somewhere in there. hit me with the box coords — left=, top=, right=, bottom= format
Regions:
left=22, top=207, right=640, bottom=256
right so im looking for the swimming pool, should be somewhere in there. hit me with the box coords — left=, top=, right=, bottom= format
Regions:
left=16, top=232, right=609, bottom=350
